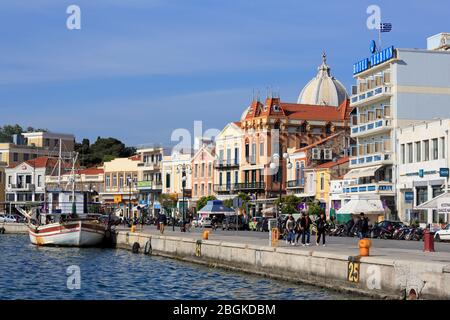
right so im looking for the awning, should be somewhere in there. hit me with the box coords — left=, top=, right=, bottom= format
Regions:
left=344, top=165, right=383, bottom=180
left=198, top=200, right=236, bottom=216
left=417, top=192, right=450, bottom=210
left=337, top=199, right=389, bottom=215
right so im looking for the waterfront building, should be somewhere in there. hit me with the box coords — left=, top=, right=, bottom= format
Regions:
left=0, top=131, right=75, bottom=203
left=135, top=147, right=165, bottom=217
left=313, top=157, right=349, bottom=217
left=345, top=32, right=450, bottom=222
left=46, top=167, right=104, bottom=203
left=238, top=54, right=352, bottom=213
left=214, top=122, right=243, bottom=200
left=191, top=144, right=215, bottom=205
left=328, top=178, right=355, bottom=222
left=161, top=150, right=193, bottom=213
left=286, top=132, right=352, bottom=204
left=100, top=156, right=140, bottom=218
left=4, top=156, right=67, bottom=203
left=396, top=119, right=450, bottom=226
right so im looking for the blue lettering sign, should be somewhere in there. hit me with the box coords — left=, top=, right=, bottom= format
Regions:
left=440, top=168, right=449, bottom=178
left=353, top=46, right=395, bottom=75
left=405, top=192, right=414, bottom=203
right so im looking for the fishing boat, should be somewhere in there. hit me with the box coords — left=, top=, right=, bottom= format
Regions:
left=16, top=140, right=110, bottom=247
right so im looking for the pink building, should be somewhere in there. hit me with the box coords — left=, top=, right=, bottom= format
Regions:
left=191, top=145, right=215, bottom=204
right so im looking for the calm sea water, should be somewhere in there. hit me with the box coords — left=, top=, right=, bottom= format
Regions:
left=0, top=234, right=361, bottom=300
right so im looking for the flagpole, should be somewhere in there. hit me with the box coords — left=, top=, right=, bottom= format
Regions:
left=378, top=24, right=382, bottom=52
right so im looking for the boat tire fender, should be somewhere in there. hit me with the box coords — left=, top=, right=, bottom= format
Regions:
left=132, top=242, right=140, bottom=254
left=144, top=240, right=152, bottom=255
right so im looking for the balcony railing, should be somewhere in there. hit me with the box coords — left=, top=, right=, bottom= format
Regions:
left=245, top=155, right=257, bottom=165
left=137, top=162, right=161, bottom=170
left=214, top=184, right=234, bottom=192
left=350, top=152, right=393, bottom=168
left=351, top=119, right=392, bottom=137
left=235, top=182, right=265, bottom=191
left=137, top=181, right=162, bottom=190
left=7, top=183, right=35, bottom=191
left=214, top=159, right=240, bottom=169
left=351, top=85, right=392, bottom=105
left=343, top=182, right=395, bottom=194
left=286, top=180, right=305, bottom=189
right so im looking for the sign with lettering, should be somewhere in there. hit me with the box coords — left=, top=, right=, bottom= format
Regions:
left=405, top=192, right=414, bottom=203
left=437, top=199, right=450, bottom=214
left=348, top=261, right=360, bottom=283
left=353, top=46, right=396, bottom=75
left=440, top=168, right=449, bottom=178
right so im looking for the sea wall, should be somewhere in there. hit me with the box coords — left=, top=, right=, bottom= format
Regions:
left=115, top=231, right=450, bottom=300
left=1, top=223, right=28, bottom=234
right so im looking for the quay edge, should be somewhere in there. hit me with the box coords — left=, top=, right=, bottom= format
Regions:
left=115, top=231, right=450, bottom=300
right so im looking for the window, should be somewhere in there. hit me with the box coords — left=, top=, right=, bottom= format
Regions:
left=194, top=164, right=198, bottom=178
left=415, top=142, right=421, bottom=162
left=401, top=144, right=405, bottom=164
left=424, top=140, right=430, bottom=161
left=432, top=185, right=444, bottom=198
left=208, top=183, right=212, bottom=195
left=24, top=153, right=29, bottom=161
left=219, top=150, right=224, bottom=163
left=105, top=175, right=111, bottom=187
left=227, top=148, right=231, bottom=165
left=407, top=143, right=413, bottom=164
left=320, top=173, right=325, bottom=191
left=194, top=184, right=198, bottom=197
left=432, top=138, right=439, bottom=160
left=208, top=163, right=212, bottom=177
left=234, top=171, right=238, bottom=184
left=259, top=142, right=264, bottom=157
left=37, top=175, right=42, bottom=187
left=201, top=184, right=204, bottom=196
left=112, top=174, right=117, bottom=187
left=165, top=173, right=170, bottom=188
left=416, top=187, right=428, bottom=206
left=441, top=137, right=445, bottom=159
left=8, top=175, right=12, bottom=186
left=234, top=148, right=239, bottom=165
left=13, top=153, right=18, bottom=162
left=219, top=173, right=223, bottom=186
left=201, top=163, right=205, bottom=177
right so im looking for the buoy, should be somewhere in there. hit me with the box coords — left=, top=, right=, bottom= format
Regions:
left=358, top=238, right=372, bottom=257
left=202, top=230, right=210, bottom=240
left=132, top=242, right=140, bottom=254
left=144, top=240, right=152, bottom=255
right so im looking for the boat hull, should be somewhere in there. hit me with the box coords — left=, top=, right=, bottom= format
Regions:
left=28, top=220, right=106, bottom=247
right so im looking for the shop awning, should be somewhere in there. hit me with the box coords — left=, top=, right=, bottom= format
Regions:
left=337, top=199, right=389, bottom=215
left=417, top=192, right=450, bottom=209
left=344, top=165, right=383, bottom=180
left=198, top=200, right=236, bottom=216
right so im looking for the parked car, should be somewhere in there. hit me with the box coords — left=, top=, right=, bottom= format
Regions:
left=249, top=217, right=262, bottom=231
left=198, top=217, right=212, bottom=228
left=0, top=214, right=18, bottom=223
left=435, top=225, right=450, bottom=242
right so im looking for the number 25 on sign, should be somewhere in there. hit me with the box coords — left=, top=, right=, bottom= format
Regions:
left=348, top=261, right=360, bottom=283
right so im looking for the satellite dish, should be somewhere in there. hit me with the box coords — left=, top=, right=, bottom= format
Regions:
left=370, top=40, right=377, bottom=54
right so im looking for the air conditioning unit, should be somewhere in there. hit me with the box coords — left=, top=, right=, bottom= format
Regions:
left=324, top=149, right=333, bottom=160
left=312, top=148, right=321, bottom=160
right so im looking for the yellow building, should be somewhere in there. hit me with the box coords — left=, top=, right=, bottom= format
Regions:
left=314, top=157, right=349, bottom=217
left=100, top=155, right=141, bottom=218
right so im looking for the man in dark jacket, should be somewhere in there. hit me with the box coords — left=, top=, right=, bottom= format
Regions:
left=297, top=212, right=312, bottom=246
left=316, top=213, right=328, bottom=246
left=358, top=213, right=370, bottom=239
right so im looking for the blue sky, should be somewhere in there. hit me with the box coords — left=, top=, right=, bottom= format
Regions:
left=1, top=0, right=449, bottom=146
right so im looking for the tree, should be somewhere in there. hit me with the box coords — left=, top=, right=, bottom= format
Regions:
left=196, top=195, right=217, bottom=211
left=0, top=124, right=48, bottom=143
left=75, top=137, right=137, bottom=167
left=275, top=195, right=302, bottom=215
left=308, top=201, right=325, bottom=217
left=159, top=193, right=178, bottom=213
left=223, top=199, right=233, bottom=208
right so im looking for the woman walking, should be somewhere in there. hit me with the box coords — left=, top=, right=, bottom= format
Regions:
left=315, top=212, right=328, bottom=247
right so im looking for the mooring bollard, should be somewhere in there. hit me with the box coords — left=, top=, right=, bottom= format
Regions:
left=202, top=230, right=210, bottom=240
left=130, top=224, right=136, bottom=233
left=358, top=238, right=372, bottom=257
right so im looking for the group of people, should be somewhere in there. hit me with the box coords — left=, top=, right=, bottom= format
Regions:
left=284, top=212, right=370, bottom=247
left=284, top=212, right=327, bottom=247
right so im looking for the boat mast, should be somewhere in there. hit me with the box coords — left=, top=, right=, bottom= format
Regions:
left=57, top=138, right=62, bottom=188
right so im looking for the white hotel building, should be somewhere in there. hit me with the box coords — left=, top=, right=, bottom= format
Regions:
left=340, top=33, right=450, bottom=222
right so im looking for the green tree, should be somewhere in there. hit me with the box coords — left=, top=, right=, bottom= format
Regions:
left=275, top=195, right=302, bottom=215
left=308, top=202, right=324, bottom=217
left=196, top=195, right=217, bottom=211
left=223, top=199, right=233, bottom=208
left=159, top=193, right=178, bottom=213
left=75, top=137, right=136, bottom=167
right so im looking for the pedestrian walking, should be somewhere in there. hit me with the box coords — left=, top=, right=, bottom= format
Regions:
left=159, top=213, right=167, bottom=234
left=297, top=212, right=312, bottom=246
left=285, top=214, right=296, bottom=246
left=357, top=213, right=369, bottom=239
left=315, top=212, right=328, bottom=246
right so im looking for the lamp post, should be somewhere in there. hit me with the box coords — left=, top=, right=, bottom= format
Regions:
left=177, top=164, right=192, bottom=232
left=270, top=153, right=293, bottom=219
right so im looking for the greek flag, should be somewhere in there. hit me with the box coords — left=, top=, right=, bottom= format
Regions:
left=380, top=23, right=392, bottom=33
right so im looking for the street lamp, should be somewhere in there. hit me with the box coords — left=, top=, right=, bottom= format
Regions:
left=270, top=153, right=292, bottom=219
left=176, top=164, right=192, bottom=232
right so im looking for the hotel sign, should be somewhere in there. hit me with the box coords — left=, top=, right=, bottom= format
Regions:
left=353, top=46, right=395, bottom=75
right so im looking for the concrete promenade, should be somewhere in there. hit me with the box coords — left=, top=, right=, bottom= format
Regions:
left=116, top=226, right=450, bottom=300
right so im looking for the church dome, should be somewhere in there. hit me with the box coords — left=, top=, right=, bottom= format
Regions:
left=297, top=53, right=348, bottom=107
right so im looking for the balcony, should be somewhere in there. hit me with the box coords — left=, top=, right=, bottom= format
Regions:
left=235, top=182, right=265, bottom=191
left=137, top=181, right=162, bottom=190
left=350, top=152, right=393, bottom=168
left=351, top=119, right=392, bottom=138
left=214, top=159, right=240, bottom=169
left=137, top=162, right=160, bottom=170
left=8, top=183, right=36, bottom=191
left=343, top=182, right=395, bottom=195
left=214, top=184, right=234, bottom=193
left=351, top=85, right=392, bottom=107
left=286, top=180, right=305, bottom=189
